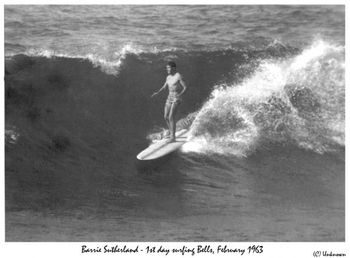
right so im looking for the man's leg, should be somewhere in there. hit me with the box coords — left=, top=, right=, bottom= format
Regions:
left=164, top=102, right=171, bottom=138
left=168, top=101, right=180, bottom=142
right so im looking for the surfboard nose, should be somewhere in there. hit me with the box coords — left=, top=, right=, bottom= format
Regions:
left=136, top=129, right=189, bottom=161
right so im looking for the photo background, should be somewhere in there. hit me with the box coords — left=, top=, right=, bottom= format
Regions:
left=4, top=5, right=345, bottom=242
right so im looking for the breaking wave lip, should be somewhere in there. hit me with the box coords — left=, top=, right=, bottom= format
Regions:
left=5, top=39, right=299, bottom=76
left=6, top=44, right=184, bottom=75
left=183, top=39, right=345, bottom=157
left=22, top=45, right=143, bottom=75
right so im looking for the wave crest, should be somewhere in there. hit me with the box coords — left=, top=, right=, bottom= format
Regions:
left=185, top=40, right=345, bottom=156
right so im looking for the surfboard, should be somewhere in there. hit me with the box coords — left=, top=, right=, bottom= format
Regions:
left=137, top=129, right=189, bottom=160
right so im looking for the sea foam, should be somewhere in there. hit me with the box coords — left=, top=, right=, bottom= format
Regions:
left=183, top=40, right=345, bottom=156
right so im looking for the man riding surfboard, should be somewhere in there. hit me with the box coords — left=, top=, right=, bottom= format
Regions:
left=151, top=61, right=187, bottom=142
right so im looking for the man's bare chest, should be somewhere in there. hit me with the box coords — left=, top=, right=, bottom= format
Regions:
left=167, top=75, right=179, bottom=86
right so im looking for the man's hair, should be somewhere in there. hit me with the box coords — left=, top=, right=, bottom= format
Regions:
left=167, top=61, right=176, bottom=68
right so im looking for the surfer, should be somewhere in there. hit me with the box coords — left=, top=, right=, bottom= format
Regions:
left=151, top=61, right=187, bottom=142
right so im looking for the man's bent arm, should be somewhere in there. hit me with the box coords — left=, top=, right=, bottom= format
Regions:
left=178, top=75, right=187, bottom=97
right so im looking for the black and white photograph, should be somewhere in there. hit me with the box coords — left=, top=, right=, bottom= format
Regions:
left=2, top=2, right=347, bottom=255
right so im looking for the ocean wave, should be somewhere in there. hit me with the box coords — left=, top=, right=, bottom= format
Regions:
left=23, top=45, right=139, bottom=75
left=5, top=41, right=299, bottom=76
left=184, top=39, right=345, bottom=156
left=5, top=39, right=336, bottom=163
left=7, top=44, right=184, bottom=75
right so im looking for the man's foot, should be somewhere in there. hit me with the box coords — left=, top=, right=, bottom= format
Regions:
left=166, top=137, right=176, bottom=143
left=163, top=130, right=171, bottom=139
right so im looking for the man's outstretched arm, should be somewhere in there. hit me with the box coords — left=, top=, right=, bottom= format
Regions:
left=151, top=81, right=167, bottom=98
